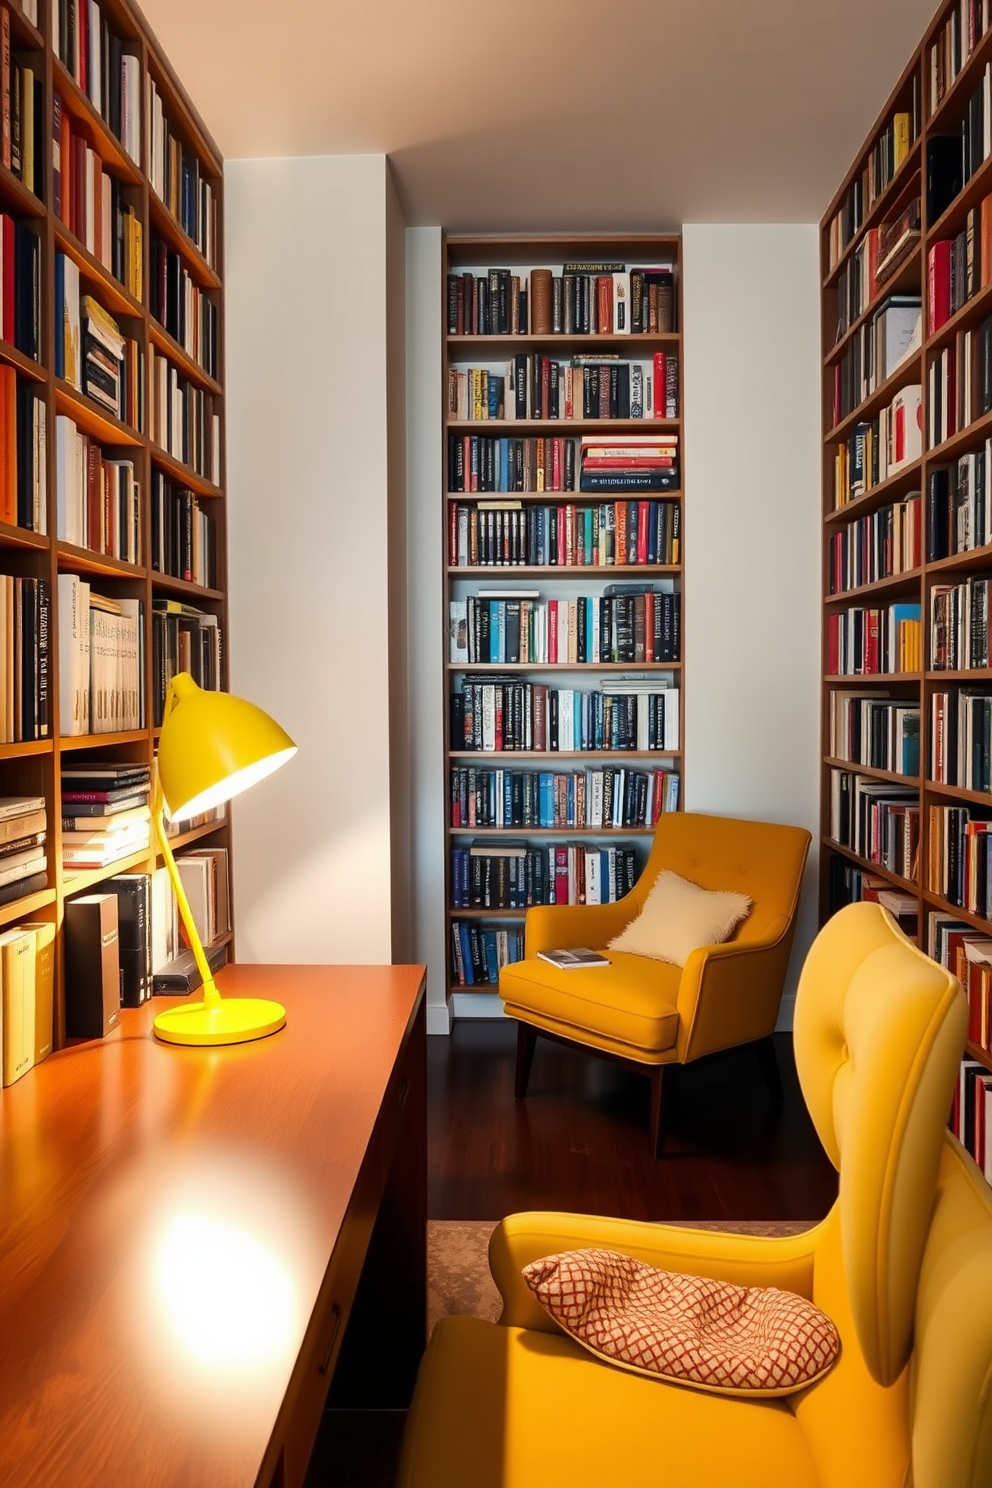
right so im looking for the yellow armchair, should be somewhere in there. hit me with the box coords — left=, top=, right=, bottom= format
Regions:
left=399, top=903, right=992, bottom=1488
left=500, top=811, right=812, bottom=1155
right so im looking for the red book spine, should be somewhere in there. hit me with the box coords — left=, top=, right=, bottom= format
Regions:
left=653, top=352, right=666, bottom=418
left=827, top=613, right=839, bottom=674
left=548, top=599, right=558, bottom=663
left=637, top=501, right=649, bottom=563
left=597, top=275, right=612, bottom=334
left=865, top=609, right=880, bottom=674
left=928, top=240, right=952, bottom=332
left=552, top=438, right=561, bottom=492
left=555, top=845, right=569, bottom=903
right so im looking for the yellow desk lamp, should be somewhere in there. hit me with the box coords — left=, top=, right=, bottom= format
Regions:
left=152, top=672, right=297, bottom=1048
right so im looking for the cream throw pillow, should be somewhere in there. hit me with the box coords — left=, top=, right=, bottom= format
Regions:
left=608, top=870, right=751, bottom=966
left=523, top=1248, right=839, bottom=1397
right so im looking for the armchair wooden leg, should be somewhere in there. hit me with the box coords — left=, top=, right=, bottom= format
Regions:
left=515, top=1024, right=538, bottom=1099
left=756, top=1036, right=784, bottom=1105
left=649, top=1067, right=666, bottom=1159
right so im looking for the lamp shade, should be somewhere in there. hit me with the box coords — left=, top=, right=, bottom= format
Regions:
left=158, top=673, right=297, bottom=820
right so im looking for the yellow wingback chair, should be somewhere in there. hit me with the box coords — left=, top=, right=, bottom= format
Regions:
left=399, top=902, right=992, bottom=1488
left=499, top=811, right=812, bottom=1155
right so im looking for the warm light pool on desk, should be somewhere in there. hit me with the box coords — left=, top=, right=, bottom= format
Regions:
left=152, top=673, right=297, bottom=1048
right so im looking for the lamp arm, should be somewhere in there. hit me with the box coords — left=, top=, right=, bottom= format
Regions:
left=153, top=770, right=220, bottom=1009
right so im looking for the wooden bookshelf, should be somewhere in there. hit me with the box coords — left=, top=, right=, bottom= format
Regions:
left=820, top=0, right=992, bottom=1170
left=0, top=0, right=230, bottom=1061
left=442, top=235, right=684, bottom=1006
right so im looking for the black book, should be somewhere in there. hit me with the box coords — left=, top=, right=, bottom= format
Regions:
left=926, top=136, right=963, bottom=226
left=15, top=383, right=33, bottom=529
left=928, top=468, right=951, bottom=560
left=108, top=31, right=122, bottom=140
left=152, top=940, right=227, bottom=995
left=107, top=873, right=152, bottom=1006
left=0, top=869, right=45, bottom=907
left=14, top=224, right=39, bottom=359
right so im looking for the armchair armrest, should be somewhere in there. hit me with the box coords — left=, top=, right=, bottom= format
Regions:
left=524, top=899, right=634, bottom=957
left=489, top=1210, right=821, bottom=1333
left=675, top=912, right=795, bottom=1063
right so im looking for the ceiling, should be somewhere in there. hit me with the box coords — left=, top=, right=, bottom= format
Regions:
left=139, top=0, right=939, bottom=231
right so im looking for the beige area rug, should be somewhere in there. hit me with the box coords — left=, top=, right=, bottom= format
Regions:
left=427, top=1218, right=817, bottom=1337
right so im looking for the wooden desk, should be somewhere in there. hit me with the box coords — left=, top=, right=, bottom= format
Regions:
left=0, top=963, right=427, bottom=1488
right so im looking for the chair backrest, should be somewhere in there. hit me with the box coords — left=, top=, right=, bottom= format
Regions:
left=640, top=811, right=811, bottom=947
left=793, top=902, right=966, bottom=1386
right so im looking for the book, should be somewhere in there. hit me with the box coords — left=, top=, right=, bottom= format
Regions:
left=537, top=947, right=610, bottom=968
left=106, top=872, right=151, bottom=1007
left=64, top=893, right=120, bottom=1036
left=20, top=920, right=53, bottom=1064
left=152, top=940, right=228, bottom=994
left=0, top=925, right=34, bottom=1085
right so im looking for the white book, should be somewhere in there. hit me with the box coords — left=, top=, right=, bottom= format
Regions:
left=151, top=865, right=179, bottom=973
left=585, top=850, right=601, bottom=905
left=589, top=770, right=604, bottom=829
left=449, top=600, right=468, bottom=664
left=612, top=273, right=631, bottom=334
left=177, top=855, right=211, bottom=945
left=559, top=689, right=574, bottom=752
left=481, top=684, right=496, bottom=752
left=88, top=0, right=102, bottom=110
left=57, top=573, right=84, bottom=736
left=122, top=52, right=140, bottom=164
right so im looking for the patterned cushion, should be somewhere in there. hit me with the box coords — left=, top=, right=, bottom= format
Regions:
left=522, top=1248, right=840, bottom=1397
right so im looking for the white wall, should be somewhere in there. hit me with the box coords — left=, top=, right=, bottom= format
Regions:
left=405, top=228, right=450, bottom=1032
left=224, top=155, right=397, bottom=963
left=682, top=224, right=822, bottom=1021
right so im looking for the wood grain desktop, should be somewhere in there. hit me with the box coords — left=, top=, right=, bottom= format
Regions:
left=0, top=962, right=427, bottom=1488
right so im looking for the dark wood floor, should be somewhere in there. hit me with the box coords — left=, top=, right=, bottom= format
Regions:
left=427, top=1019, right=838, bottom=1222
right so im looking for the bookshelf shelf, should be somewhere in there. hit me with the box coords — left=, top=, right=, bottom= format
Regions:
left=446, top=333, right=683, bottom=349
left=150, top=446, right=223, bottom=498
left=148, top=323, right=223, bottom=397
left=822, top=142, right=923, bottom=289
left=0, top=341, right=47, bottom=384
left=147, top=193, right=222, bottom=291
left=446, top=418, right=680, bottom=433
left=449, top=826, right=655, bottom=838
left=824, top=463, right=924, bottom=524
left=444, top=241, right=684, bottom=996
left=822, top=0, right=992, bottom=1167
left=54, top=381, right=143, bottom=446
left=52, top=60, right=144, bottom=183
left=52, top=227, right=144, bottom=321
left=823, top=756, right=921, bottom=786
left=824, top=354, right=925, bottom=443
left=824, top=568, right=923, bottom=603
left=0, top=162, right=45, bottom=218
left=55, top=543, right=146, bottom=580
left=447, top=564, right=680, bottom=577
left=0, top=889, right=55, bottom=930
left=446, top=662, right=681, bottom=674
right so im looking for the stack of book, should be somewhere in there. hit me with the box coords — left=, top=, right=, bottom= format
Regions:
left=61, top=762, right=150, bottom=871
left=579, top=435, right=679, bottom=494
left=82, top=295, right=125, bottom=418
left=0, top=796, right=46, bottom=905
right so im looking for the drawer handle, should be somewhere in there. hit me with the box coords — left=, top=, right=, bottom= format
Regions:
left=318, top=1303, right=342, bottom=1374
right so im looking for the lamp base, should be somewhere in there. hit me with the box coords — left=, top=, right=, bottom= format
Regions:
left=153, top=997, right=287, bottom=1047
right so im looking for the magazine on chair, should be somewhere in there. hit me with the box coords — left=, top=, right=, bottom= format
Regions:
left=536, top=947, right=610, bottom=969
